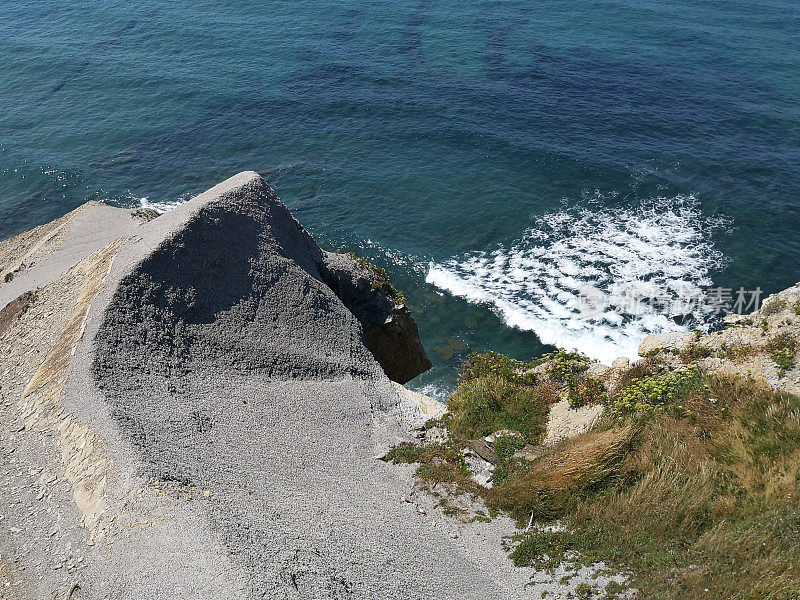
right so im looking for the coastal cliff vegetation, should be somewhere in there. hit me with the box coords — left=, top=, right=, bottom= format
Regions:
left=387, top=348, right=800, bottom=599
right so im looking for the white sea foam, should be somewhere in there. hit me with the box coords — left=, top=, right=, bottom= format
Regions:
left=412, top=383, right=451, bottom=402
left=138, top=196, right=185, bottom=214
left=426, top=195, right=728, bottom=364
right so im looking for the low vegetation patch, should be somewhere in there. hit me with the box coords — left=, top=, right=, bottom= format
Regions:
left=718, top=342, right=758, bottom=362
left=679, top=343, right=711, bottom=363
left=612, top=366, right=702, bottom=415
left=567, top=374, right=606, bottom=408
left=340, top=250, right=407, bottom=304
left=383, top=441, right=480, bottom=515
left=492, top=434, right=529, bottom=486
left=544, top=349, right=590, bottom=383
left=446, top=353, right=558, bottom=445
left=766, top=332, right=797, bottom=376
left=543, top=349, right=609, bottom=408
left=459, top=351, right=539, bottom=386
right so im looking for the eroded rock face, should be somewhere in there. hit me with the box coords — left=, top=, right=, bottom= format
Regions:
left=320, top=251, right=432, bottom=383
left=363, top=308, right=431, bottom=384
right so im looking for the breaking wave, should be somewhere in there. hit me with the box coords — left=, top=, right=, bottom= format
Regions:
left=138, top=196, right=186, bottom=214
left=426, top=195, right=729, bottom=363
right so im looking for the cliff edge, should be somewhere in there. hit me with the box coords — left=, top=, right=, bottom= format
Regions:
left=0, top=172, right=540, bottom=599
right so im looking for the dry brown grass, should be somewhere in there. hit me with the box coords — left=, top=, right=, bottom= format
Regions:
left=487, top=424, right=632, bottom=521
left=512, top=373, right=800, bottom=598
left=719, top=342, right=759, bottom=362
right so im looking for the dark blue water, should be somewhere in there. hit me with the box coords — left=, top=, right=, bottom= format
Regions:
left=2, top=1, right=799, bottom=395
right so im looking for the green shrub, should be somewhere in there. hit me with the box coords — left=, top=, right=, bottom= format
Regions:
left=613, top=367, right=702, bottom=415
left=568, top=375, right=607, bottom=408
left=575, top=583, right=597, bottom=599
left=766, top=333, right=797, bottom=376
left=460, top=351, right=538, bottom=386
left=446, top=376, right=556, bottom=444
left=680, top=344, right=711, bottom=363
left=544, top=349, right=590, bottom=383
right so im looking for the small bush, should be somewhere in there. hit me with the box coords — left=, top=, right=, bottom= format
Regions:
left=460, top=351, right=538, bottom=386
left=510, top=529, right=573, bottom=568
left=574, top=583, right=597, bottom=599
left=545, top=349, right=590, bottom=383
left=494, top=434, right=526, bottom=462
left=766, top=333, right=796, bottom=376
left=613, top=367, right=702, bottom=415
left=679, top=344, right=711, bottom=363
left=568, top=375, right=607, bottom=408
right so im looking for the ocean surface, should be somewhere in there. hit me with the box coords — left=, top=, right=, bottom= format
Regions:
left=2, top=1, right=799, bottom=396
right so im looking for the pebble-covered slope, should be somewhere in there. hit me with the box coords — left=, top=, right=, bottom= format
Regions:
left=1, top=172, right=550, bottom=599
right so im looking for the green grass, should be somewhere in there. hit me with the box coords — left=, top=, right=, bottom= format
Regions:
left=492, top=434, right=529, bottom=486
left=446, top=355, right=559, bottom=444
left=509, top=374, right=800, bottom=599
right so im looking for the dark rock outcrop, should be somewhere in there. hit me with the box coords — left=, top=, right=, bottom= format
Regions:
left=320, top=252, right=432, bottom=383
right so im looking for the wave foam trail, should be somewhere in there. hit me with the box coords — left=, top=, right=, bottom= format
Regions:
left=426, top=196, right=728, bottom=363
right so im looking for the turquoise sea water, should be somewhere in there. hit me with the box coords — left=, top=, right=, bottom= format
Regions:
left=2, top=1, right=799, bottom=394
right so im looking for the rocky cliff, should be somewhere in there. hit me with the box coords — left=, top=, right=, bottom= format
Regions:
left=0, top=173, right=539, bottom=599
